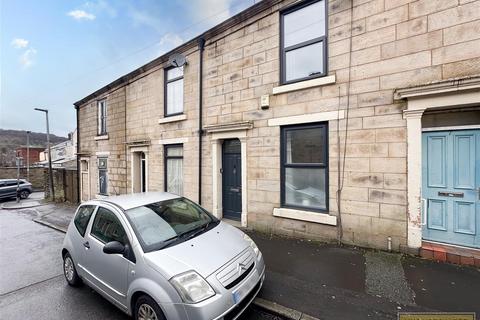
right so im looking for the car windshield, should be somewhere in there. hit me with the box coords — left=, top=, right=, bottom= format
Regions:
left=125, top=197, right=217, bottom=252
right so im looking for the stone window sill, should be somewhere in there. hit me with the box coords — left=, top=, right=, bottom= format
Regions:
left=158, top=114, right=187, bottom=124
left=94, top=135, right=109, bottom=141
left=273, top=207, right=337, bottom=226
left=272, top=75, right=336, bottom=95
left=95, top=194, right=108, bottom=199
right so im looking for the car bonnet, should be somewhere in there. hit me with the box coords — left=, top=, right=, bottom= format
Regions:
left=143, top=221, right=249, bottom=279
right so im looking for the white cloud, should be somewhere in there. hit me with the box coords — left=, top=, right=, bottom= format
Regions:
left=160, top=33, right=184, bottom=48
left=67, top=10, right=96, bottom=21
left=11, top=38, right=29, bottom=49
left=19, top=48, right=37, bottom=68
left=85, top=0, right=117, bottom=18
left=130, top=9, right=163, bottom=32
left=187, top=0, right=234, bottom=25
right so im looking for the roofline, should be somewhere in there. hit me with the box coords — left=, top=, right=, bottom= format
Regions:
left=73, top=0, right=281, bottom=108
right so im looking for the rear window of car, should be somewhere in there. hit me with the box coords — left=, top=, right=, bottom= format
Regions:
left=74, top=205, right=96, bottom=237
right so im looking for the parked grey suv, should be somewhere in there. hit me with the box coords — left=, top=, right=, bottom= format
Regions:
left=62, top=192, right=265, bottom=320
left=0, top=179, right=32, bottom=200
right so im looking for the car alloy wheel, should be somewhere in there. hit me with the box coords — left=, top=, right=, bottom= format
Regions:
left=138, top=304, right=158, bottom=320
left=20, top=191, right=29, bottom=199
left=64, top=256, right=75, bottom=282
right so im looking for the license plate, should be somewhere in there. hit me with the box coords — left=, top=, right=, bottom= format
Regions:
left=232, top=270, right=258, bottom=304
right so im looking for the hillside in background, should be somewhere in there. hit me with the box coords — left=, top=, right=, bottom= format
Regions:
left=0, top=129, right=68, bottom=166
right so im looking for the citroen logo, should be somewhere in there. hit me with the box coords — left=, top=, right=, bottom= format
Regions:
left=237, top=262, right=247, bottom=276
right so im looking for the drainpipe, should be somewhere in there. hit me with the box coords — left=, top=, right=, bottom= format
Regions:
left=198, top=37, right=205, bottom=205
left=75, top=105, right=80, bottom=203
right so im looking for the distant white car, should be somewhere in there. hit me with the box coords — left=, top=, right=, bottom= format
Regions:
left=62, top=192, right=265, bottom=320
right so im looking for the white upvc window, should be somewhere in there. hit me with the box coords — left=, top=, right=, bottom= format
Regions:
left=165, top=66, right=184, bottom=116
left=164, top=144, right=183, bottom=196
left=98, top=99, right=107, bottom=135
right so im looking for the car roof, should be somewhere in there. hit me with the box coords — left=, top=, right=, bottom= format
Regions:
left=83, top=192, right=181, bottom=211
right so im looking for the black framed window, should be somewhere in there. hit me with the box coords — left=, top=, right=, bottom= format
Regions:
left=98, top=157, right=108, bottom=195
left=74, top=205, right=96, bottom=237
left=91, top=207, right=127, bottom=244
left=281, top=123, right=328, bottom=212
left=97, top=99, right=107, bottom=135
left=164, top=144, right=183, bottom=195
left=164, top=66, right=184, bottom=116
left=280, top=0, right=327, bottom=84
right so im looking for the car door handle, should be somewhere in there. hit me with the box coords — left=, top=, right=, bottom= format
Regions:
left=83, top=241, right=90, bottom=249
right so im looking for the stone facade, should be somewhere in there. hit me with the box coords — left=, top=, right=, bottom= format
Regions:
left=76, top=0, right=480, bottom=251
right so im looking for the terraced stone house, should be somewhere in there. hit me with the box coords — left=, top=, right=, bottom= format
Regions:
left=74, top=0, right=480, bottom=260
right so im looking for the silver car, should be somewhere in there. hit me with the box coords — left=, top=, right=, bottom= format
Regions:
left=62, top=192, right=265, bottom=320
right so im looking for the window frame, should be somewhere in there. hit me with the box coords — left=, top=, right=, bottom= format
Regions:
left=164, top=144, right=184, bottom=194
left=97, top=99, right=107, bottom=136
left=98, top=157, right=108, bottom=196
left=279, top=0, right=328, bottom=85
left=164, top=66, right=184, bottom=117
left=280, top=122, right=329, bottom=213
left=74, top=205, right=96, bottom=237
left=90, top=206, right=127, bottom=244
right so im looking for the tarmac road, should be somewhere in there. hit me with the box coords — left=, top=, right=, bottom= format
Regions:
left=0, top=209, right=282, bottom=320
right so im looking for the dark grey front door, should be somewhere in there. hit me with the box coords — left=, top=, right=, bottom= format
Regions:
left=222, top=139, right=242, bottom=221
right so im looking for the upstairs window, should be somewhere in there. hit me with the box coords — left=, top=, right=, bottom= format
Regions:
left=165, top=66, right=184, bottom=116
left=97, top=100, right=107, bottom=135
left=280, top=0, right=327, bottom=84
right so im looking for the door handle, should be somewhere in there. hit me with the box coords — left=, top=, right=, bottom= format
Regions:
left=83, top=241, right=90, bottom=249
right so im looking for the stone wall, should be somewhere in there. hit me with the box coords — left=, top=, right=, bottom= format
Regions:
left=0, top=167, right=45, bottom=190
left=78, top=87, right=127, bottom=197
left=76, top=0, right=480, bottom=251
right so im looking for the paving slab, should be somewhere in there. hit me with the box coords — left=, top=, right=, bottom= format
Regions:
left=403, top=255, right=480, bottom=314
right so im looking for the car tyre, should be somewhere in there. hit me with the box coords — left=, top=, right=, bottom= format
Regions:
left=134, top=295, right=166, bottom=320
left=19, top=190, right=30, bottom=199
left=63, top=252, right=82, bottom=287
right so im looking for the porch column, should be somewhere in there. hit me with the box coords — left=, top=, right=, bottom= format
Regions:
left=211, top=140, right=222, bottom=219
left=240, top=137, right=248, bottom=228
left=403, top=108, right=426, bottom=249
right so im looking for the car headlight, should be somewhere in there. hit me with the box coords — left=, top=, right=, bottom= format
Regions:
left=243, top=233, right=260, bottom=258
left=170, top=271, right=215, bottom=304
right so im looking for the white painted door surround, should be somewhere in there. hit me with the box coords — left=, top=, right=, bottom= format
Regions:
left=396, top=76, right=480, bottom=250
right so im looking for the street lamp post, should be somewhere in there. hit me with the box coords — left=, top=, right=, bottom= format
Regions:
left=26, top=131, right=30, bottom=181
left=34, top=108, right=55, bottom=201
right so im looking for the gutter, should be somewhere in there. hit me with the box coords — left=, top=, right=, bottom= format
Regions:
left=198, top=37, right=205, bottom=205
left=75, top=105, right=80, bottom=204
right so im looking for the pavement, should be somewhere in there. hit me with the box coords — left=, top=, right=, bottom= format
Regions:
left=1, top=191, right=46, bottom=209
left=1, top=197, right=480, bottom=320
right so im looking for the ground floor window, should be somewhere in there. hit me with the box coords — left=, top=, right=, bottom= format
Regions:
left=281, top=122, right=328, bottom=212
left=164, top=144, right=183, bottom=195
left=98, top=157, right=108, bottom=195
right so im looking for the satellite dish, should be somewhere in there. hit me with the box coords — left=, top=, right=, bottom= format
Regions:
left=168, top=53, right=187, bottom=68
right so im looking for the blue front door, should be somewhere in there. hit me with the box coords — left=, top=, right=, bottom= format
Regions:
left=422, top=130, right=480, bottom=248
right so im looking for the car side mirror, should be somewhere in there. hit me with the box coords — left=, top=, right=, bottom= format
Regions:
left=103, top=241, right=125, bottom=255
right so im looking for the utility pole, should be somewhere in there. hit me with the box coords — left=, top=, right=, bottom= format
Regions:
left=26, top=131, right=30, bottom=181
left=34, top=108, right=55, bottom=201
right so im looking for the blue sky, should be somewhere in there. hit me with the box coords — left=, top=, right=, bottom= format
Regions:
left=1, top=0, right=255, bottom=136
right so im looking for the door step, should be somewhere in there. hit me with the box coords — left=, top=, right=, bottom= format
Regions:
left=421, top=241, right=480, bottom=267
